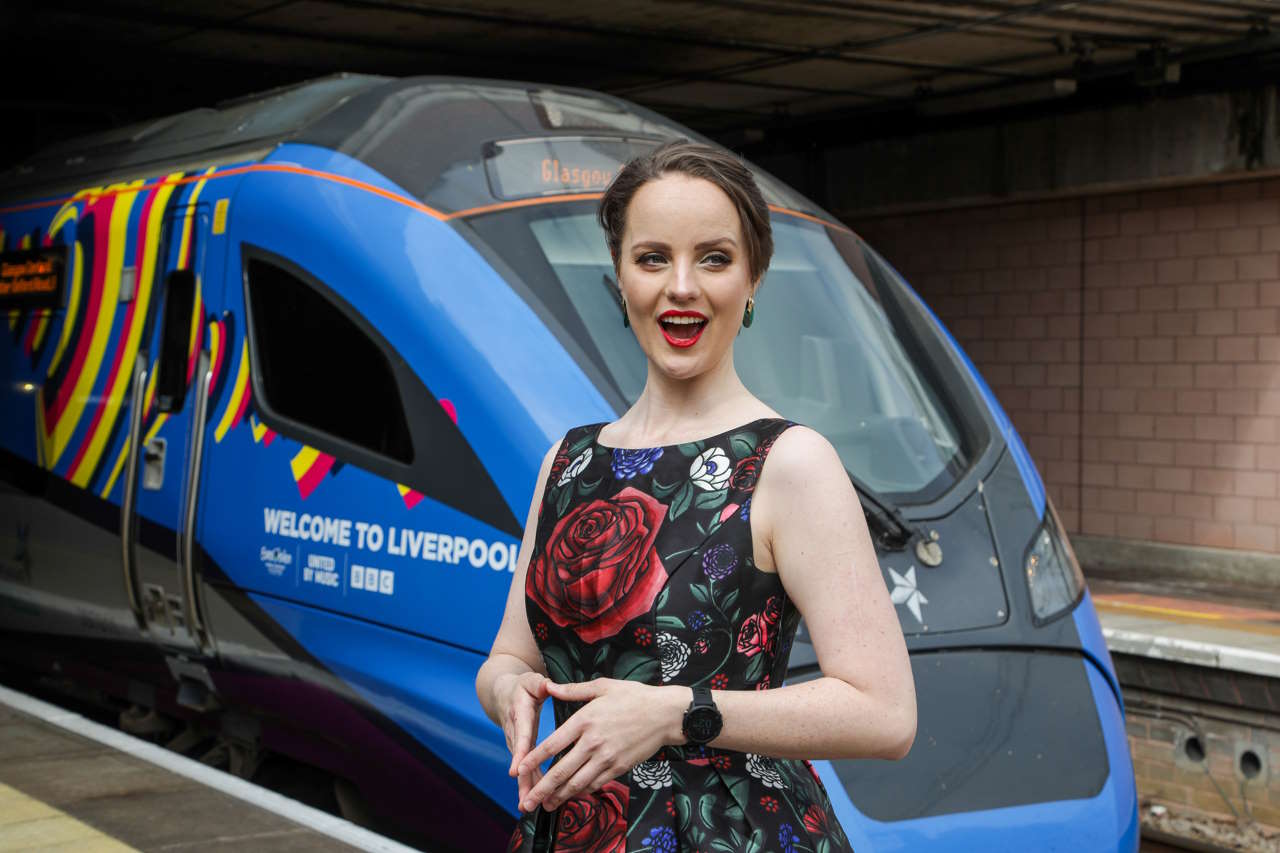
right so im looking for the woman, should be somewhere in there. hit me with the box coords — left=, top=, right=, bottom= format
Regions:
left=476, top=140, right=916, bottom=852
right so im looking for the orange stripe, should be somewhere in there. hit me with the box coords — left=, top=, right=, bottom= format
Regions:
left=0, top=162, right=851, bottom=233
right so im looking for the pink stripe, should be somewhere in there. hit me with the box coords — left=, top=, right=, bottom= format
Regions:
left=296, top=453, right=335, bottom=499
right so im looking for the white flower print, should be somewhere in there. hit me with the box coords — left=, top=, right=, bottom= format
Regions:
left=558, top=447, right=593, bottom=486
left=745, top=753, right=786, bottom=789
left=656, top=631, right=690, bottom=682
left=689, top=446, right=731, bottom=491
left=630, top=758, right=673, bottom=789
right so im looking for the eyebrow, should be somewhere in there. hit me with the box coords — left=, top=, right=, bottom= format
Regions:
left=632, top=237, right=738, bottom=251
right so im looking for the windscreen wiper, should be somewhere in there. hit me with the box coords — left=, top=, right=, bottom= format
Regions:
left=847, top=469, right=936, bottom=561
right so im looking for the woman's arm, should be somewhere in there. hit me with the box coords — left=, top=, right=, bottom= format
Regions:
left=514, top=426, right=917, bottom=814
left=705, top=424, right=916, bottom=760
left=476, top=438, right=564, bottom=808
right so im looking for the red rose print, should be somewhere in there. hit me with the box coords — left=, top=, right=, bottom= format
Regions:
left=710, top=673, right=729, bottom=689
left=804, top=758, right=822, bottom=786
left=506, top=822, right=524, bottom=853
left=755, top=673, right=771, bottom=690
left=549, top=444, right=572, bottom=484
left=763, top=594, right=781, bottom=624
left=527, top=486, right=669, bottom=643
left=803, top=802, right=829, bottom=835
left=735, top=612, right=773, bottom=657
left=760, top=795, right=779, bottom=813
left=554, top=780, right=629, bottom=853
left=729, top=454, right=761, bottom=490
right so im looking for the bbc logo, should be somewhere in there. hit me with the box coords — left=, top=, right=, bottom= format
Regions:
left=351, top=564, right=394, bottom=595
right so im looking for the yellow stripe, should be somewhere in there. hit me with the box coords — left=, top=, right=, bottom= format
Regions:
left=47, top=241, right=84, bottom=378
left=99, top=365, right=160, bottom=499
left=1094, top=600, right=1224, bottom=621
left=175, top=168, right=213, bottom=268
left=49, top=181, right=143, bottom=470
left=214, top=339, right=249, bottom=443
left=48, top=201, right=79, bottom=239
left=31, top=311, right=50, bottom=350
left=185, top=276, right=202, bottom=364
left=0, top=781, right=139, bottom=851
left=291, top=446, right=320, bottom=481
left=251, top=414, right=268, bottom=443
left=73, top=175, right=183, bottom=488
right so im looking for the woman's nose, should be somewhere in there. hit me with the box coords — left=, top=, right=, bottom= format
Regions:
left=667, top=261, right=699, bottom=300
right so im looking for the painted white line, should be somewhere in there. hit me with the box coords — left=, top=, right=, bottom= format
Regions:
left=1102, top=627, right=1280, bottom=679
left=0, top=682, right=423, bottom=853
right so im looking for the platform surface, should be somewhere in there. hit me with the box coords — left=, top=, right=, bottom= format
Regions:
left=1090, top=576, right=1280, bottom=680
left=0, top=685, right=419, bottom=853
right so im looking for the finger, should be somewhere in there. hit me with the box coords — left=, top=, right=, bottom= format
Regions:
left=544, top=751, right=607, bottom=812
left=545, top=678, right=603, bottom=701
left=518, top=765, right=543, bottom=807
left=518, top=722, right=571, bottom=778
left=509, top=704, right=537, bottom=775
left=523, top=741, right=589, bottom=813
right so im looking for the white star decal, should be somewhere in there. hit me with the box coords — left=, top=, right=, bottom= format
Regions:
left=888, top=565, right=928, bottom=624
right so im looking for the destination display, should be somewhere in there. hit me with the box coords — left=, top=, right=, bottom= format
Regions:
left=0, top=246, right=67, bottom=310
left=483, top=136, right=660, bottom=200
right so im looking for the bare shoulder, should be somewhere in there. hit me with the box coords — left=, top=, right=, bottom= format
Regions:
left=761, top=423, right=846, bottom=489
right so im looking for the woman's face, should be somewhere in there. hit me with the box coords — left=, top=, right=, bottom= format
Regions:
left=616, top=172, right=755, bottom=381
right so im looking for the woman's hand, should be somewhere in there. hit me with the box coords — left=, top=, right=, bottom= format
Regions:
left=515, top=678, right=686, bottom=814
left=497, top=671, right=552, bottom=808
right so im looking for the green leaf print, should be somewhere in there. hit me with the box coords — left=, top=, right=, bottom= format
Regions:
left=676, top=441, right=704, bottom=457
left=711, top=840, right=736, bottom=853
left=554, top=484, right=571, bottom=518
left=698, top=792, right=717, bottom=829
left=578, top=474, right=601, bottom=495
left=668, top=481, right=693, bottom=520
left=694, top=487, right=728, bottom=510
left=817, top=838, right=832, bottom=853
left=729, top=826, right=744, bottom=847
left=725, top=803, right=744, bottom=824
left=612, top=649, right=658, bottom=682
left=722, top=587, right=740, bottom=612
left=655, top=586, right=669, bottom=611
left=655, top=614, right=686, bottom=630
left=652, top=478, right=680, bottom=498
left=719, top=773, right=750, bottom=811
left=744, top=652, right=766, bottom=684
left=689, top=583, right=711, bottom=604
left=730, top=432, right=757, bottom=458
left=567, top=433, right=594, bottom=456
left=592, top=644, right=609, bottom=669
left=745, top=827, right=764, bottom=853
left=542, top=646, right=572, bottom=683
left=674, top=793, right=692, bottom=832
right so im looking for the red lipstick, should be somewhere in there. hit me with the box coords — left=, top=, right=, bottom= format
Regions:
left=658, top=310, right=708, bottom=348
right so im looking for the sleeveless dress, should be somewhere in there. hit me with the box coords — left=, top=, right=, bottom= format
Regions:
left=507, top=417, right=855, bottom=853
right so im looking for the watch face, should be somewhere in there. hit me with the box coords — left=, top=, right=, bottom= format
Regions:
left=684, top=706, right=722, bottom=742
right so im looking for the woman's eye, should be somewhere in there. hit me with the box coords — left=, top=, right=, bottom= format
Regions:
left=638, top=252, right=665, bottom=266
left=703, top=252, right=731, bottom=267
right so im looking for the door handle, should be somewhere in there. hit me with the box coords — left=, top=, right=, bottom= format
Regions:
left=181, top=350, right=214, bottom=655
left=120, top=353, right=147, bottom=630
left=143, top=438, right=166, bottom=490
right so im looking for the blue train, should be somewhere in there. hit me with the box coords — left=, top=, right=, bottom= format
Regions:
left=0, top=74, right=1138, bottom=851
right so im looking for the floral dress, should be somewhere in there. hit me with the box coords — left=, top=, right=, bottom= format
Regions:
left=507, top=417, right=855, bottom=853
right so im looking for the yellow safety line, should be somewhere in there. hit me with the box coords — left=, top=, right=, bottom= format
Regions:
left=0, top=781, right=139, bottom=851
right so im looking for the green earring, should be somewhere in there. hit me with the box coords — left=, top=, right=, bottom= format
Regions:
left=742, top=296, right=755, bottom=328
left=622, top=298, right=630, bottom=328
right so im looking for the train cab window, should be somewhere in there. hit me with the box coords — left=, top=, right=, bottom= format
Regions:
left=244, top=254, right=413, bottom=464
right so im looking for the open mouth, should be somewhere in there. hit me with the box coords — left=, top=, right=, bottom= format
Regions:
left=659, top=314, right=707, bottom=347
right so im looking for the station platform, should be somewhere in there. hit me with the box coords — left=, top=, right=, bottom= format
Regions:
left=1091, top=576, right=1280, bottom=688
left=0, top=684, right=418, bottom=853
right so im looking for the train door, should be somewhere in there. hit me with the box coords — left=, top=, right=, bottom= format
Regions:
left=122, top=202, right=220, bottom=661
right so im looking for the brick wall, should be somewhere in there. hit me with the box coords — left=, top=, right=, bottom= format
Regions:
left=848, top=177, right=1280, bottom=552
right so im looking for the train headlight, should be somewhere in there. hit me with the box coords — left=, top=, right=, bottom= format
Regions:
left=1022, top=496, right=1085, bottom=624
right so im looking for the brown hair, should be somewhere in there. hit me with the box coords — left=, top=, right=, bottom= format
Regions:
left=598, top=139, right=774, bottom=286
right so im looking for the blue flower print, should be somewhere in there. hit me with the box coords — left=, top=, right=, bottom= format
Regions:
left=739, top=496, right=752, bottom=521
left=779, top=822, right=801, bottom=853
left=688, top=610, right=710, bottom=631
left=643, top=826, right=677, bottom=853
left=612, top=447, right=664, bottom=479
left=702, top=544, right=738, bottom=580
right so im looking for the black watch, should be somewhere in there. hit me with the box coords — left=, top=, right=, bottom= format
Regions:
left=681, top=685, right=722, bottom=745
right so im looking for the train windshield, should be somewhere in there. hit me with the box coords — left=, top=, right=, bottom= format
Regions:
left=469, top=203, right=986, bottom=504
